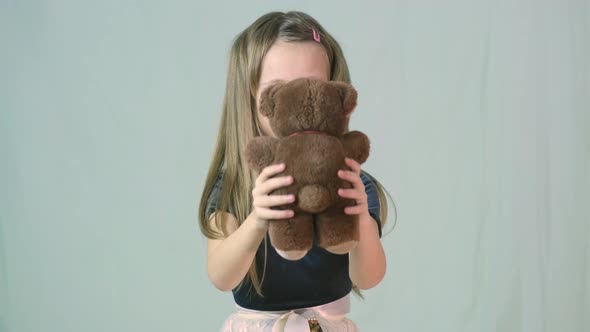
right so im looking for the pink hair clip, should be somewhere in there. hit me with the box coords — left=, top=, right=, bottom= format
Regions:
left=312, top=28, right=321, bottom=42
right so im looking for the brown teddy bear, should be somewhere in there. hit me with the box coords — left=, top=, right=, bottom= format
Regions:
left=245, top=77, right=370, bottom=260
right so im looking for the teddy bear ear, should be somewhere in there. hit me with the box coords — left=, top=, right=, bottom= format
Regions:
left=258, top=82, right=284, bottom=117
left=332, top=82, right=358, bottom=114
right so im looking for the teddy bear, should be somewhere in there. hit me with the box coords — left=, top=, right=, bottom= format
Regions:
left=245, top=77, right=370, bottom=261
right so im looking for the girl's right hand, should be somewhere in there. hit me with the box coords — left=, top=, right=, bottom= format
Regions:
left=252, top=163, right=295, bottom=228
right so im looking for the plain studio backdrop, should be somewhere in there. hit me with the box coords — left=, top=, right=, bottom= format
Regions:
left=1, top=1, right=588, bottom=331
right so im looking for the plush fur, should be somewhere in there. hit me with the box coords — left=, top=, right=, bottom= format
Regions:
left=245, top=78, right=370, bottom=260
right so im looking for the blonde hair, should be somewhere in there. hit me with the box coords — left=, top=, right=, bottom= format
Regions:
left=198, top=11, right=397, bottom=298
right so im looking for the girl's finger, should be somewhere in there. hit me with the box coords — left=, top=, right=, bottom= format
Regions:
left=255, top=194, right=295, bottom=208
left=338, top=170, right=363, bottom=188
left=257, top=163, right=285, bottom=185
left=258, top=175, right=293, bottom=195
left=344, top=204, right=366, bottom=215
left=344, top=157, right=361, bottom=173
left=338, top=188, right=365, bottom=202
left=257, top=207, right=294, bottom=220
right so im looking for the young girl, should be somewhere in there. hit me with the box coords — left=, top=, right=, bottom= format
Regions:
left=199, top=11, right=393, bottom=331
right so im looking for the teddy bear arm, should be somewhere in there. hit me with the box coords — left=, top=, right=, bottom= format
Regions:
left=245, top=137, right=279, bottom=173
left=340, top=131, right=370, bottom=165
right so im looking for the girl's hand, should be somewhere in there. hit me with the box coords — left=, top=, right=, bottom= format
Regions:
left=337, top=157, right=370, bottom=217
left=252, top=163, right=295, bottom=229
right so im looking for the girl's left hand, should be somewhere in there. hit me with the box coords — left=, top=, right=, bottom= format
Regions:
left=337, top=157, right=370, bottom=217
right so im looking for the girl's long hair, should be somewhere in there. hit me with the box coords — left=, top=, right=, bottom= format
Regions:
left=198, top=11, right=397, bottom=298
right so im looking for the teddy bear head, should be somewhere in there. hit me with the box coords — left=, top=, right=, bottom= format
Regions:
left=258, top=78, right=357, bottom=137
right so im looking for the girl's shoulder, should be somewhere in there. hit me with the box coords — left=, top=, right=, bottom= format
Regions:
left=205, top=171, right=226, bottom=217
left=213, top=171, right=224, bottom=188
left=360, top=170, right=382, bottom=236
left=360, top=169, right=378, bottom=188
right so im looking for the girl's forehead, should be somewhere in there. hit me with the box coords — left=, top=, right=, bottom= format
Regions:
left=259, top=40, right=330, bottom=88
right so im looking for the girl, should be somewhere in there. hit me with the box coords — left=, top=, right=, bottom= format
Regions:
left=198, top=11, right=394, bottom=331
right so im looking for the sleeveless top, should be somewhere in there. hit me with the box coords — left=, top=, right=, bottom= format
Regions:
left=205, top=171, right=382, bottom=311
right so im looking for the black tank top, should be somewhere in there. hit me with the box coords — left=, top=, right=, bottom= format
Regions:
left=204, top=171, right=382, bottom=311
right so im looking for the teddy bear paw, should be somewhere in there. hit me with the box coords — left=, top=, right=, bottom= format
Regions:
left=275, top=249, right=309, bottom=261
left=324, top=240, right=359, bottom=255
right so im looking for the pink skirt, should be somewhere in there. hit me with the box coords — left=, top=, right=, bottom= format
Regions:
left=220, top=293, right=358, bottom=332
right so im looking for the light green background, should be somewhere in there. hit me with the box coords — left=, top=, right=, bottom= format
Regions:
left=1, top=1, right=589, bottom=331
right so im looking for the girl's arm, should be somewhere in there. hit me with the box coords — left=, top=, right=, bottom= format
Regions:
left=348, top=214, right=386, bottom=289
left=206, top=211, right=267, bottom=291
left=338, top=158, right=386, bottom=289
left=206, top=163, right=295, bottom=291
